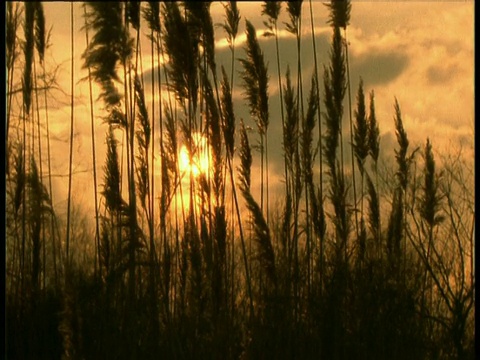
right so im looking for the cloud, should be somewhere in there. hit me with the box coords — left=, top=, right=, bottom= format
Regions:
left=426, top=63, right=459, bottom=85
left=25, top=1, right=473, bottom=217
left=350, top=51, right=409, bottom=86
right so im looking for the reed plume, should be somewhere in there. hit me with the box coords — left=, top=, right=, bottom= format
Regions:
left=366, top=173, right=380, bottom=256
left=353, top=79, right=369, bottom=261
left=238, top=122, right=252, bottom=193
left=238, top=123, right=277, bottom=288
left=239, top=20, right=269, bottom=134
left=203, top=72, right=223, bottom=202
left=368, top=91, right=380, bottom=166
left=103, top=128, right=125, bottom=214
left=387, top=99, right=416, bottom=266
left=366, top=90, right=381, bottom=255
left=27, top=156, right=52, bottom=295
left=185, top=2, right=216, bottom=74
left=220, top=66, right=235, bottom=159
left=6, top=2, right=21, bottom=72
left=126, top=1, right=140, bottom=31
left=223, top=1, right=240, bottom=48
left=418, top=138, right=444, bottom=318
left=327, top=28, right=346, bottom=113
left=283, top=67, right=298, bottom=180
left=82, top=2, right=132, bottom=108
left=134, top=74, right=151, bottom=213
left=143, top=2, right=160, bottom=33
left=420, top=139, right=443, bottom=227
left=222, top=1, right=240, bottom=101
left=23, top=3, right=35, bottom=117
left=162, top=2, right=199, bottom=112
left=285, top=1, right=303, bottom=36
left=12, top=144, right=25, bottom=217
left=240, top=19, right=270, bottom=216
left=6, top=2, right=21, bottom=175
left=163, top=103, right=178, bottom=189
left=33, top=2, right=46, bottom=63
left=302, top=75, right=319, bottom=190
left=262, top=1, right=281, bottom=26
left=353, top=79, right=369, bottom=174
left=30, top=159, right=46, bottom=297
left=322, top=26, right=346, bottom=174
left=394, top=99, right=411, bottom=192
left=326, top=0, right=351, bottom=29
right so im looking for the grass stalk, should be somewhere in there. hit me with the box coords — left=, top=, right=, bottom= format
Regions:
left=82, top=3, right=101, bottom=281
left=65, top=2, right=75, bottom=263
left=239, top=20, right=269, bottom=220
left=221, top=1, right=240, bottom=318
left=6, top=2, right=21, bottom=176
left=344, top=26, right=359, bottom=239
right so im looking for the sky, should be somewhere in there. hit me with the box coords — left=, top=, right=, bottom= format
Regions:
left=12, top=1, right=474, bottom=222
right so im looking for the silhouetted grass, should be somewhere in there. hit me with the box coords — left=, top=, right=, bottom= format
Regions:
left=5, top=2, right=474, bottom=360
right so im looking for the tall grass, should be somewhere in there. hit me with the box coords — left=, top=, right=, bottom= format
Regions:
left=6, top=2, right=22, bottom=176
left=82, top=3, right=101, bottom=281
left=240, top=19, right=270, bottom=219
left=5, top=2, right=474, bottom=359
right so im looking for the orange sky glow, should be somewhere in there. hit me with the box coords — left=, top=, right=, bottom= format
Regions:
left=7, top=1, right=474, bottom=223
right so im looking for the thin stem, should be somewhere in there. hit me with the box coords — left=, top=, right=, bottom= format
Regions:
left=32, top=53, right=45, bottom=292
left=344, top=28, right=359, bottom=239
left=309, top=0, right=324, bottom=294
left=65, top=2, right=75, bottom=262
left=83, top=4, right=101, bottom=281
left=227, top=155, right=254, bottom=318
left=41, top=63, right=57, bottom=288
left=273, top=20, right=288, bottom=204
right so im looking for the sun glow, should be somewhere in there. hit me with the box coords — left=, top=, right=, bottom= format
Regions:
left=178, top=132, right=211, bottom=178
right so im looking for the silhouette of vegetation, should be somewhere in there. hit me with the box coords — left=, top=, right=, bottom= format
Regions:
left=6, top=2, right=474, bottom=359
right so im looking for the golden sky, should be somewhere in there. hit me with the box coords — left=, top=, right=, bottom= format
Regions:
left=15, top=1, right=474, bottom=217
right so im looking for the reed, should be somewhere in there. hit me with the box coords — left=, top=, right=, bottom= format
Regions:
left=82, top=3, right=101, bottom=280
left=6, top=2, right=21, bottom=176
left=238, top=122, right=277, bottom=289
left=282, top=65, right=301, bottom=312
left=262, top=1, right=286, bottom=224
left=301, top=74, right=319, bottom=294
left=162, top=2, right=199, bottom=114
left=65, top=2, right=75, bottom=264
left=322, top=21, right=349, bottom=258
left=366, top=90, right=381, bottom=256
left=353, top=79, right=369, bottom=262
left=240, top=19, right=270, bottom=219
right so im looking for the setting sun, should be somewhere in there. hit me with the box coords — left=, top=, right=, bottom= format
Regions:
left=178, top=132, right=211, bottom=178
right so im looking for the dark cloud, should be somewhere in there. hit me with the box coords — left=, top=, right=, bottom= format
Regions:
left=377, top=131, right=397, bottom=163
left=211, top=31, right=333, bottom=182
left=426, top=63, right=458, bottom=85
left=349, top=51, right=409, bottom=87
